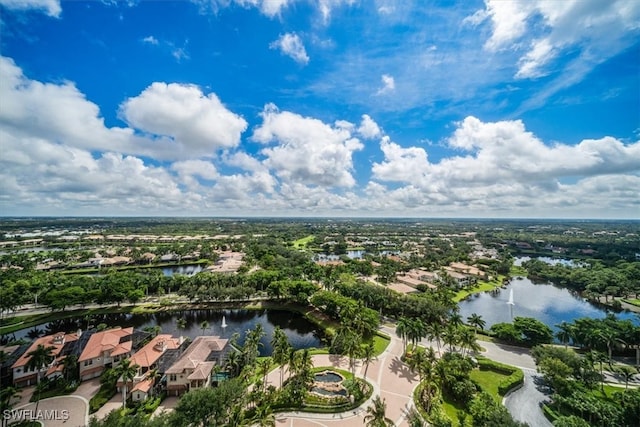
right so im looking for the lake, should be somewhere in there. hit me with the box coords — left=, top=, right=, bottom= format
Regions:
left=9, top=309, right=325, bottom=355
left=458, top=276, right=639, bottom=332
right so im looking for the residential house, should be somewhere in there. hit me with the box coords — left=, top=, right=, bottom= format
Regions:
left=165, top=336, right=229, bottom=396
left=79, top=327, right=133, bottom=381
left=117, top=334, right=182, bottom=402
left=12, top=332, right=80, bottom=387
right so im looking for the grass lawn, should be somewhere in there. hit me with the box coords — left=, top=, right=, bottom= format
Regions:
left=292, top=235, right=315, bottom=249
left=622, top=298, right=640, bottom=307
left=469, top=369, right=511, bottom=402
left=453, top=275, right=505, bottom=302
left=510, top=265, right=527, bottom=276
left=441, top=398, right=467, bottom=427
left=369, top=333, right=391, bottom=356
left=437, top=361, right=517, bottom=426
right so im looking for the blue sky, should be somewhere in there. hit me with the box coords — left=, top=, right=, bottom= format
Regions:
left=1, top=0, right=639, bottom=218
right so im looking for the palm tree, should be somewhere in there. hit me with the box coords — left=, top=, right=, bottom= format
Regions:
left=147, top=368, right=161, bottom=396
left=408, top=318, right=427, bottom=348
left=616, top=365, right=637, bottom=390
left=0, top=386, right=20, bottom=427
left=25, top=344, right=56, bottom=385
left=115, top=358, right=139, bottom=409
left=442, top=324, right=460, bottom=353
left=225, top=350, right=242, bottom=378
left=427, top=322, right=443, bottom=354
left=143, top=325, right=162, bottom=338
left=61, top=354, right=78, bottom=382
left=199, top=320, right=210, bottom=335
left=270, top=327, right=290, bottom=387
left=555, top=322, right=574, bottom=349
left=459, top=327, right=481, bottom=357
left=258, top=358, right=271, bottom=393
left=176, top=317, right=187, bottom=331
left=396, top=317, right=410, bottom=350
left=364, top=395, right=394, bottom=427
left=448, top=312, right=464, bottom=328
left=466, top=313, right=485, bottom=334
left=253, top=404, right=276, bottom=427
left=361, top=343, right=376, bottom=379
left=227, top=405, right=246, bottom=427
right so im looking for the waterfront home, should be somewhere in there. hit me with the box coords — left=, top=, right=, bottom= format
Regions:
left=79, top=327, right=133, bottom=381
left=117, top=334, right=182, bottom=401
left=165, top=336, right=229, bottom=396
left=12, top=332, right=80, bottom=387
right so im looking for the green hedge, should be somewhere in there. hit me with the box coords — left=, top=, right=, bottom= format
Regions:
left=476, top=356, right=524, bottom=395
left=498, top=369, right=524, bottom=395
left=89, top=387, right=117, bottom=413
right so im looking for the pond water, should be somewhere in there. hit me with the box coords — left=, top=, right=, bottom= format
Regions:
left=9, top=309, right=325, bottom=355
left=458, top=276, right=639, bottom=332
left=314, top=372, right=343, bottom=382
left=514, top=256, right=583, bottom=268
left=161, top=264, right=204, bottom=276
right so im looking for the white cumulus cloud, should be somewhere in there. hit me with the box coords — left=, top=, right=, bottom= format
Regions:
left=357, top=114, right=382, bottom=139
left=470, top=0, right=640, bottom=80
left=252, top=104, right=363, bottom=187
left=270, top=33, right=309, bottom=65
left=119, top=82, right=247, bottom=156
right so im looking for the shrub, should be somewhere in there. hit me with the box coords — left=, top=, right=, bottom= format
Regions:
left=498, top=369, right=524, bottom=395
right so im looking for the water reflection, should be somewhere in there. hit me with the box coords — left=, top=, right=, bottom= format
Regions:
left=458, top=277, right=639, bottom=332
left=10, top=309, right=325, bottom=355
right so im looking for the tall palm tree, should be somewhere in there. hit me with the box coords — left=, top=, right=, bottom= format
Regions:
left=361, top=343, right=376, bottom=379
left=270, top=327, right=290, bottom=387
left=115, top=358, right=139, bottom=409
left=225, top=350, right=242, bottom=378
left=395, top=317, right=410, bottom=350
left=442, top=324, right=460, bottom=353
left=408, top=318, right=427, bottom=348
left=459, top=327, right=480, bottom=357
left=427, top=322, right=443, bottom=354
left=258, top=358, right=271, bottom=393
left=62, top=354, right=78, bottom=382
left=364, top=395, right=394, bottom=427
left=25, top=344, right=56, bottom=385
left=466, top=313, right=485, bottom=334
left=555, top=322, right=574, bottom=349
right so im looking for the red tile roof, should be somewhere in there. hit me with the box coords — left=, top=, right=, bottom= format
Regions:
left=12, top=332, right=79, bottom=369
left=79, top=327, right=133, bottom=362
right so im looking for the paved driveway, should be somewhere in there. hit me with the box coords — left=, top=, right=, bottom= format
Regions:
left=12, top=396, right=88, bottom=427
left=504, top=370, right=552, bottom=427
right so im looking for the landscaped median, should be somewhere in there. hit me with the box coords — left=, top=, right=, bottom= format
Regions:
left=413, top=354, right=524, bottom=426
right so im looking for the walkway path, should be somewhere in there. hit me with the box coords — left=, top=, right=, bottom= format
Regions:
left=267, top=326, right=419, bottom=427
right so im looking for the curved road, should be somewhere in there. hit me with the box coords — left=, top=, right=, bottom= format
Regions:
left=504, top=370, right=552, bottom=427
left=268, top=327, right=555, bottom=427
